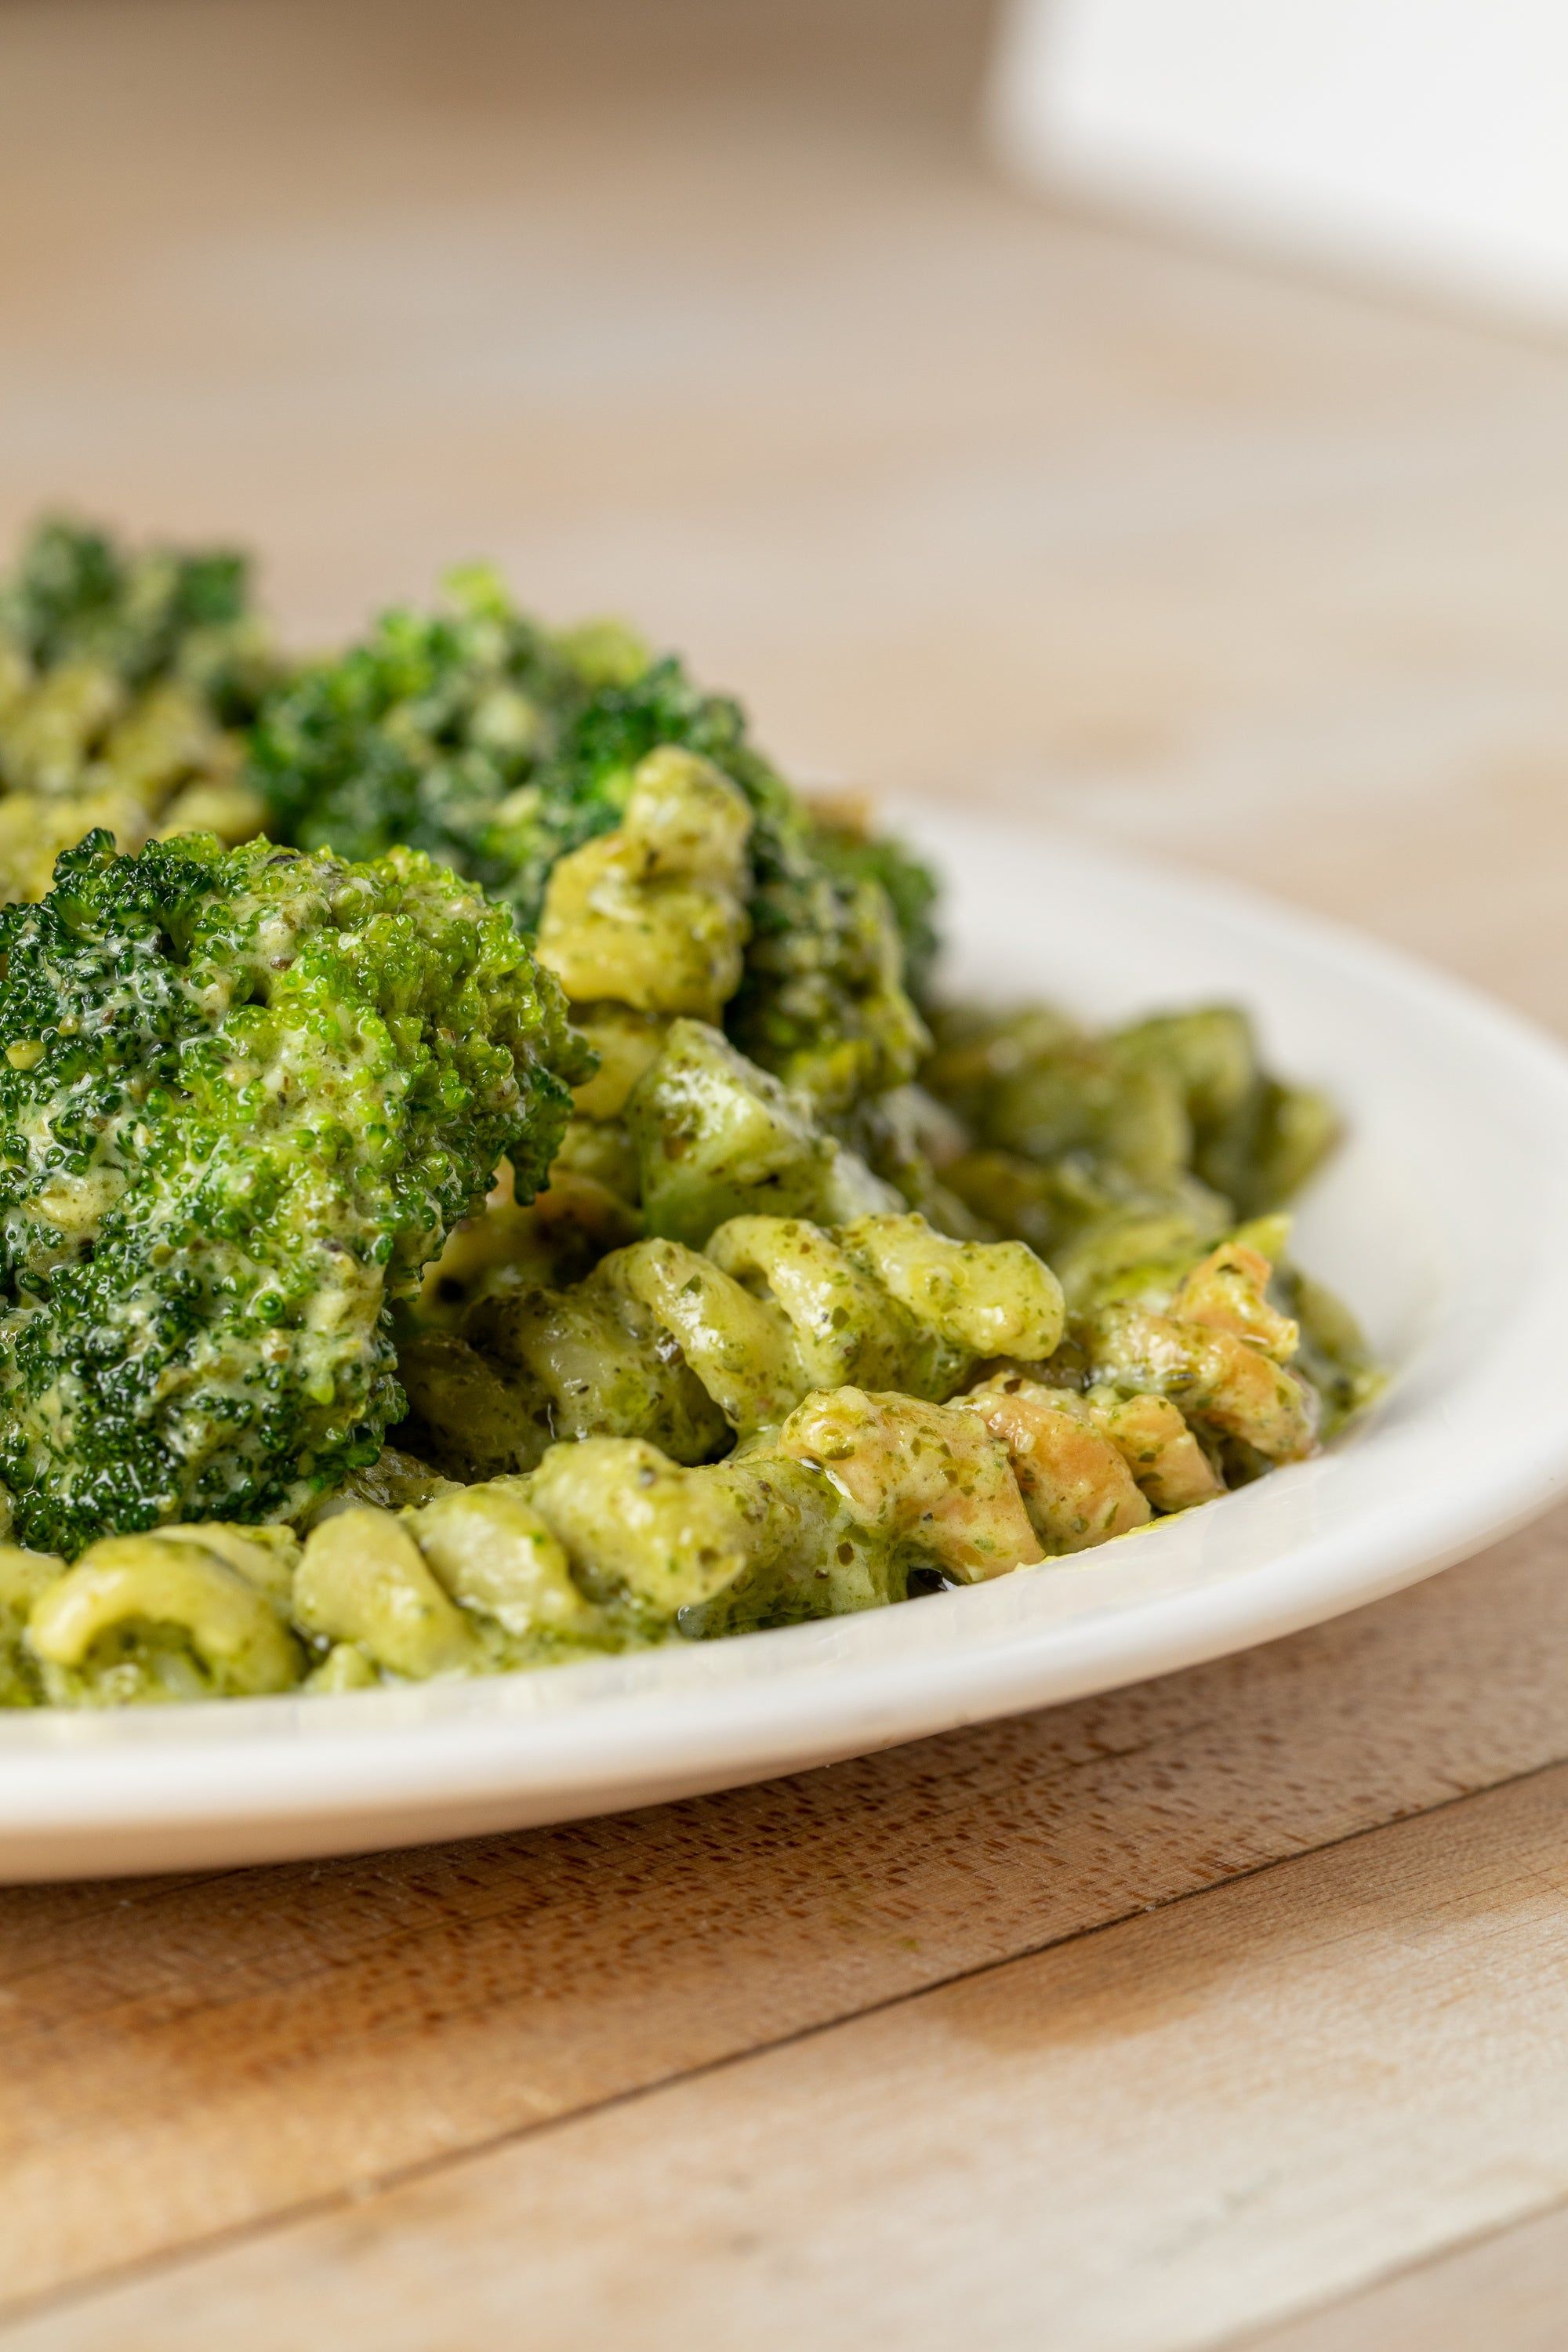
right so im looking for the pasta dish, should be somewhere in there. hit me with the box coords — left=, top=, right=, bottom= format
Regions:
left=0, top=522, right=1377, bottom=1705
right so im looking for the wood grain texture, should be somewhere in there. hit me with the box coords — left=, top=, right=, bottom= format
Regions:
left=19, top=1751, right=1568, bottom=2351
left=1241, top=2203, right=1568, bottom=2351
left=5, top=1, right=1568, bottom=2343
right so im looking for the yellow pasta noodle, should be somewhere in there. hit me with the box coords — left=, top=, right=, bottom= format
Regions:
left=1, top=1216, right=1320, bottom=1704
left=408, top=1483, right=604, bottom=1641
left=626, top=1018, right=900, bottom=1246
left=535, top=746, right=753, bottom=1020
left=960, top=1376, right=1153, bottom=1552
left=773, top=1388, right=1044, bottom=1584
left=0, top=1542, right=65, bottom=1708
left=401, top=1209, right=1065, bottom=1481
left=1076, top=1236, right=1319, bottom=1469
left=292, top=1508, right=479, bottom=1681
left=27, top=1529, right=303, bottom=1704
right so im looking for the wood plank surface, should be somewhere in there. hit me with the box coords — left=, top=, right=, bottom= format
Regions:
left=1243, top=2204, right=1568, bottom=2352
left=5, top=1, right=1568, bottom=2345
left=19, top=1742, right=1568, bottom=2351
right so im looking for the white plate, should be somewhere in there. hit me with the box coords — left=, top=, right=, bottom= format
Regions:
left=5, top=813, right=1568, bottom=1881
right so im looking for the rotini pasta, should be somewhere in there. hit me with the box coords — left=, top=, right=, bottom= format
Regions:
left=1076, top=1237, right=1319, bottom=1469
left=0, top=1218, right=1341, bottom=1700
left=0, top=523, right=274, bottom=906
left=925, top=1001, right=1338, bottom=1222
left=398, top=1208, right=1065, bottom=1480
left=535, top=746, right=753, bottom=1022
left=626, top=1017, right=902, bottom=1244
left=0, top=523, right=1380, bottom=1707
left=24, top=1525, right=302, bottom=1704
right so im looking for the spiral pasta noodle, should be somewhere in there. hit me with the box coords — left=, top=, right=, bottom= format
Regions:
left=535, top=746, right=754, bottom=1202
left=0, top=1225, right=1322, bottom=1702
left=321, top=1240, right=1313, bottom=1671
left=397, top=1209, right=1066, bottom=1480
left=535, top=744, right=753, bottom=1024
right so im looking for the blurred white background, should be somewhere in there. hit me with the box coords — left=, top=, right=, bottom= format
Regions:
left=994, top=0, right=1568, bottom=318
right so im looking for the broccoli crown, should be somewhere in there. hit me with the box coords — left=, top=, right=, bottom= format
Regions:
left=250, top=571, right=938, bottom=1111
left=247, top=568, right=639, bottom=923
left=0, top=829, right=590, bottom=1553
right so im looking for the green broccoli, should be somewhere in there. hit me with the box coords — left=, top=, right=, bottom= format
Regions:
left=0, top=517, right=278, bottom=906
left=807, top=813, right=941, bottom=1004
left=250, top=569, right=935, bottom=1113
left=245, top=567, right=616, bottom=916
left=0, top=828, right=590, bottom=1555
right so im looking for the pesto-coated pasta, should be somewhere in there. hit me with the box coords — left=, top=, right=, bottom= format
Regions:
left=535, top=746, right=753, bottom=1021
left=26, top=1526, right=302, bottom=1704
left=0, top=521, right=275, bottom=906
left=399, top=1208, right=1064, bottom=1482
left=960, top=1377, right=1154, bottom=1552
left=0, top=521, right=1379, bottom=1707
left=0, top=1221, right=1346, bottom=1699
left=627, top=1017, right=902, bottom=1243
left=1077, top=1238, right=1319, bottom=1469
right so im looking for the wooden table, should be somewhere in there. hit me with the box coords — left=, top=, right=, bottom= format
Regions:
left=6, top=5, right=1568, bottom=2343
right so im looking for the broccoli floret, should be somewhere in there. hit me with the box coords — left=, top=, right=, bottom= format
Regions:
left=0, top=518, right=278, bottom=906
left=251, top=569, right=935, bottom=1112
left=246, top=568, right=613, bottom=913
left=0, top=828, right=590, bottom=1555
left=808, top=818, right=941, bottom=1003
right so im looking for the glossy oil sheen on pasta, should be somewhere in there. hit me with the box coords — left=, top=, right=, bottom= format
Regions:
left=0, top=521, right=1379, bottom=1707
